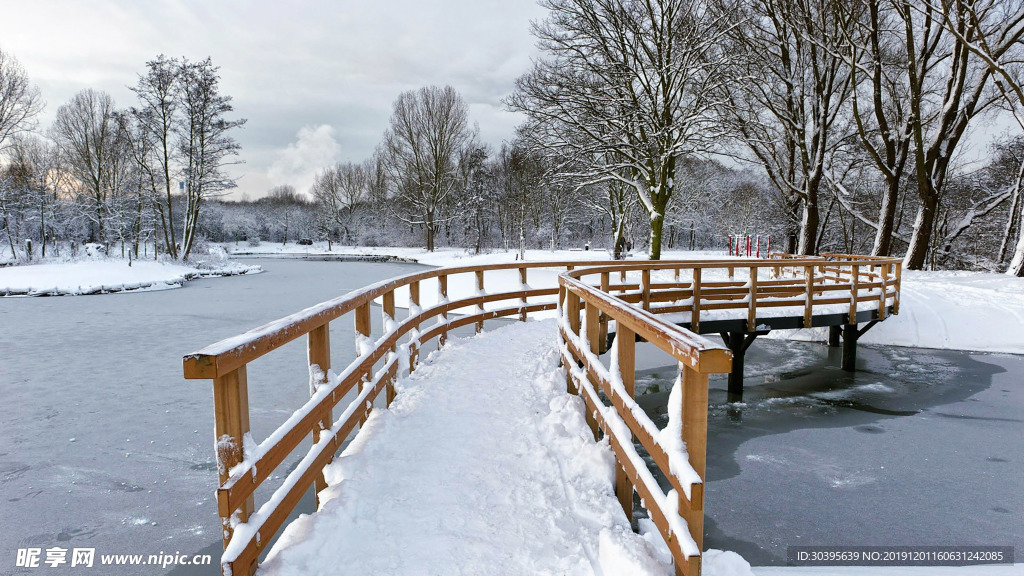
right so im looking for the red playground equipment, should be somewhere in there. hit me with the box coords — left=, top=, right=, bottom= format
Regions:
left=727, top=234, right=771, bottom=258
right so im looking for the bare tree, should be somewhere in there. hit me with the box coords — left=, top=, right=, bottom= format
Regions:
left=0, top=48, right=43, bottom=153
left=130, top=55, right=181, bottom=259
left=311, top=161, right=370, bottom=244
left=720, top=0, right=859, bottom=255
left=840, top=0, right=915, bottom=256
left=176, top=57, right=246, bottom=260
left=509, top=0, right=734, bottom=259
left=51, top=89, right=128, bottom=243
left=380, top=85, right=472, bottom=251
left=894, top=0, right=1024, bottom=269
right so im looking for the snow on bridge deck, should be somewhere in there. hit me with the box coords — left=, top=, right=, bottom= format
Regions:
left=259, top=319, right=670, bottom=576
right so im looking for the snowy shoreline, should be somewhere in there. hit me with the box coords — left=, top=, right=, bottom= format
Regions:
left=0, top=259, right=262, bottom=297
left=222, top=243, right=1024, bottom=356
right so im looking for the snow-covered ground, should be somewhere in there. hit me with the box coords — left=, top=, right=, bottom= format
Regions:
left=0, top=258, right=260, bottom=296
left=225, top=243, right=1024, bottom=355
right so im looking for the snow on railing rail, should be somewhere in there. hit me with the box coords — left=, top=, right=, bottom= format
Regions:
left=182, top=256, right=901, bottom=576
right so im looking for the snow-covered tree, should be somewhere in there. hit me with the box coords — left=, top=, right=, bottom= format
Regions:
left=177, top=57, right=246, bottom=260
left=380, top=86, right=473, bottom=251
left=508, top=0, right=735, bottom=259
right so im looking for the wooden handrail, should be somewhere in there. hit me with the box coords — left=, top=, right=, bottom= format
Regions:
left=183, top=256, right=901, bottom=576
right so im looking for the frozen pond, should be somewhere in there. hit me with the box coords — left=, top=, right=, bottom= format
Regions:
left=2, top=258, right=1021, bottom=573
left=634, top=339, right=1024, bottom=565
left=0, top=259, right=426, bottom=575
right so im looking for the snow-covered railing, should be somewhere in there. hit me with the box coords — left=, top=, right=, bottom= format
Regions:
left=182, top=256, right=901, bottom=576
left=556, top=256, right=901, bottom=575
left=181, top=260, right=623, bottom=576
left=559, top=266, right=731, bottom=576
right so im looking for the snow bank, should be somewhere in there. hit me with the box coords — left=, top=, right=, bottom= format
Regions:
left=259, top=320, right=672, bottom=576
left=771, top=270, right=1024, bottom=355
left=219, top=241, right=733, bottom=267
left=288, top=244, right=1021, bottom=356
left=0, top=259, right=260, bottom=296
left=230, top=241, right=1024, bottom=354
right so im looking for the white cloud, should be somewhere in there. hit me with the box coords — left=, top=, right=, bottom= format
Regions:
left=267, top=125, right=342, bottom=196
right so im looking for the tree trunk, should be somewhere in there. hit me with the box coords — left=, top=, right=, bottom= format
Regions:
left=798, top=198, right=819, bottom=255
left=3, top=213, right=17, bottom=260
left=904, top=188, right=939, bottom=270
left=1009, top=184, right=1024, bottom=276
left=872, top=176, right=900, bottom=256
left=649, top=212, right=664, bottom=260
left=425, top=211, right=435, bottom=251
left=998, top=159, right=1024, bottom=263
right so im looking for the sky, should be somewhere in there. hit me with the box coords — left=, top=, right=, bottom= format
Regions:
left=0, top=0, right=548, bottom=198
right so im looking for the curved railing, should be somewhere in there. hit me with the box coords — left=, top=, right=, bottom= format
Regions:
left=183, top=255, right=901, bottom=576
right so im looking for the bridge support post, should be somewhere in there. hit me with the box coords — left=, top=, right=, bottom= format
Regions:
left=829, top=325, right=841, bottom=348
left=842, top=324, right=857, bottom=371
left=720, top=331, right=765, bottom=402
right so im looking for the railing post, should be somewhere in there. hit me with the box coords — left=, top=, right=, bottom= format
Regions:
left=641, top=269, right=651, bottom=311
left=519, top=267, right=528, bottom=322
left=213, top=365, right=254, bottom=563
left=439, top=274, right=449, bottom=346
left=383, top=290, right=397, bottom=406
left=747, top=266, right=758, bottom=332
left=615, top=324, right=636, bottom=521
left=599, top=272, right=610, bottom=353
left=849, top=264, right=860, bottom=324
left=585, top=301, right=601, bottom=439
left=475, top=270, right=485, bottom=333
left=691, top=268, right=702, bottom=333
left=803, top=265, right=814, bottom=328
left=409, top=280, right=420, bottom=373
left=355, top=302, right=372, bottom=424
left=619, top=268, right=627, bottom=283
left=893, top=262, right=901, bottom=314
left=680, top=364, right=709, bottom=576
left=878, top=264, right=888, bottom=320
left=308, top=324, right=332, bottom=506
left=565, top=289, right=581, bottom=395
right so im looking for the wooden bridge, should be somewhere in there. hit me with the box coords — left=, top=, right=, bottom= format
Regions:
left=182, top=254, right=901, bottom=576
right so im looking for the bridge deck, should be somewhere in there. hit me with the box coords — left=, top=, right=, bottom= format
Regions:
left=258, top=319, right=668, bottom=576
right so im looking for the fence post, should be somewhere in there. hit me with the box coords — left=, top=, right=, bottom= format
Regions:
left=355, top=302, right=372, bottom=424
left=641, top=269, right=651, bottom=311
left=383, top=291, right=397, bottom=406
left=747, top=266, right=758, bottom=332
left=519, top=267, right=529, bottom=322
left=409, top=280, right=420, bottom=373
left=849, top=264, right=860, bottom=324
left=691, top=268, right=702, bottom=333
left=565, top=289, right=581, bottom=395
left=878, top=264, right=888, bottom=320
left=213, top=366, right=254, bottom=556
left=439, top=275, right=449, bottom=346
left=615, top=324, right=636, bottom=520
left=475, top=270, right=485, bottom=333
left=585, top=301, right=601, bottom=439
left=803, top=265, right=814, bottom=328
left=893, top=262, right=901, bottom=314
left=599, top=272, right=610, bottom=352
left=680, top=364, right=709, bottom=576
left=308, top=323, right=332, bottom=506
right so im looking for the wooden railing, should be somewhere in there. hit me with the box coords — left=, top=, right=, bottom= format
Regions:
left=559, top=266, right=731, bottom=576
left=182, top=261, right=616, bottom=576
left=183, top=256, right=901, bottom=576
